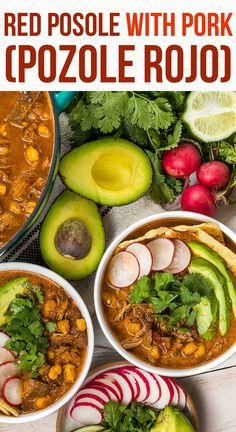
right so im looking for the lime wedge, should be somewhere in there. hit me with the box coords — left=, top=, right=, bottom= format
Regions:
left=182, top=91, right=236, bottom=142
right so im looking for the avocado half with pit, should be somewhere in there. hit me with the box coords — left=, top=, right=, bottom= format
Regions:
left=40, top=190, right=105, bottom=280
left=59, top=138, right=153, bottom=205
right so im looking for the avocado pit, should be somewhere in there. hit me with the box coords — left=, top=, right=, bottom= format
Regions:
left=54, top=218, right=91, bottom=260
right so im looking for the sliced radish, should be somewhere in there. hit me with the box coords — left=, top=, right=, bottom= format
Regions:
left=136, top=369, right=161, bottom=405
left=90, top=377, right=121, bottom=402
left=0, top=348, right=15, bottom=365
left=79, top=384, right=111, bottom=401
left=107, top=251, right=140, bottom=288
left=75, top=395, right=106, bottom=410
left=147, top=238, right=174, bottom=271
left=76, top=388, right=109, bottom=405
left=2, top=377, right=22, bottom=406
left=0, top=362, right=20, bottom=393
left=126, top=243, right=152, bottom=277
left=102, top=371, right=132, bottom=405
left=167, top=378, right=180, bottom=406
left=0, top=333, right=10, bottom=348
left=164, top=239, right=191, bottom=274
left=174, top=381, right=187, bottom=409
left=71, top=402, right=103, bottom=425
left=151, top=375, right=171, bottom=409
left=121, top=366, right=150, bottom=403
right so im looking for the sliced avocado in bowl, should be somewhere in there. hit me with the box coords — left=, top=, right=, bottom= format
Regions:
left=150, top=406, right=196, bottom=432
left=189, top=241, right=236, bottom=316
left=194, top=293, right=218, bottom=340
left=40, top=190, right=105, bottom=280
left=189, top=257, right=231, bottom=336
left=0, top=277, right=29, bottom=326
left=59, top=138, right=152, bottom=206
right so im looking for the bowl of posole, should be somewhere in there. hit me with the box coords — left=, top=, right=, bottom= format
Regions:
left=0, top=263, right=94, bottom=423
left=94, top=211, right=236, bottom=377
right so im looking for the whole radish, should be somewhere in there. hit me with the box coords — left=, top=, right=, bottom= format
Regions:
left=163, top=143, right=201, bottom=178
left=181, top=184, right=216, bottom=216
left=197, top=161, right=230, bottom=190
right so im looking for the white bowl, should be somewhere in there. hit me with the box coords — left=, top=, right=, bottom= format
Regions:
left=94, top=210, right=236, bottom=378
left=0, top=263, right=94, bottom=424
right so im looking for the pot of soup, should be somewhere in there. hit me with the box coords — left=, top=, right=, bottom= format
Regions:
left=94, top=211, right=236, bottom=377
left=0, top=91, right=76, bottom=257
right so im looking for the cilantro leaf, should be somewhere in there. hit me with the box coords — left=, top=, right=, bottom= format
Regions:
left=150, top=291, right=178, bottom=314
left=180, top=286, right=201, bottom=306
left=153, top=272, right=175, bottom=291
left=130, top=276, right=151, bottom=304
left=219, top=141, right=236, bottom=164
left=45, top=321, right=57, bottom=332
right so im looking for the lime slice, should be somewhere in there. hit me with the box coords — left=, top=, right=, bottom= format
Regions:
left=182, top=91, right=236, bottom=142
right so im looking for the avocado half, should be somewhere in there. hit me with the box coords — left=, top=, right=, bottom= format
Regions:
left=59, top=138, right=153, bottom=206
left=40, top=190, right=105, bottom=280
left=150, top=406, right=196, bottom=432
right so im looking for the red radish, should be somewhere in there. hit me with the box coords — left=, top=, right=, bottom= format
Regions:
left=147, top=238, right=175, bottom=271
left=126, top=243, right=152, bottom=277
left=75, top=395, right=106, bottom=409
left=0, top=333, right=10, bottom=348
left=90, top=377, right=121, bottom=402
left=167, top=379, right=179, bottom=406
left=181, top=184, right=216, bottom=216
left=163, top=143, right=201, bottom=178
left=107, top=251, right=140, bottom=288
left=135, top=369, right=161, bottom=405
left=151, top=375, right=171, bottom=409
left=0, top=362, right=20, bottom=393
left=102, top=371, right=133, bottom=405
left=78, top=385, right=111, bottom=401
left=2, top=377, right=22, bottom=406
left=164, top=239, right=191, bottom=274
left=107, top=368, right=137, bottom=400
left=76, top=388, right=109, bottom=405
left=121, top=366, right=150, bottom=403
left=174, top=381, right=187, bottom=409
left=71, top=402, right=103, bottom=425
left=197, top=161, right=230, bottom=190
left=0, top=348, right=15, bottom=365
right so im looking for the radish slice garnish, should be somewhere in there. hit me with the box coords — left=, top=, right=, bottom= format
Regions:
left=147, top=238, right=175, bottom=271
left=151, top=375, right=171, bottom=409
left=76, top=388, right=109, bottom=405
left=90, top=377, right=121, bottom=402
left=103, top=371, right=132, bottom=405
left=121, top=366, right=150, bottom=403
left=0, top=362, right=20, bottom=393
left=174, top=381, right=187, bottom=409
left=0, top=348, right=15, bottom=365
left=107, top=251, right=140, bottom=288
left=106, top=368, right=136, bottom=401
left=167, top=378, right=180, bottom=406
left=0, top=333, right=10, bottom=348
left=2, top=377, right=22, bottom=406
left=126, top=243, right=152, bottom=277
left=70, top=402, right=103, bottom=425
left=164, top=239, right=191, bottom=274
left=75, top=395, right=106, bottom=409
left=136, top=369, right=161, bottom=405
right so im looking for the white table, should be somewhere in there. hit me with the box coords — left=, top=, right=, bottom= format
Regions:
left=1, top=204, right=236, bottom=432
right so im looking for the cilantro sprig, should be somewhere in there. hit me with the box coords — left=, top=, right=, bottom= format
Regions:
left=130, top=272, right=212, bottom=329
left=3, top=286, right=55, bottom=377
left=102, top=401, right=157, bottom=432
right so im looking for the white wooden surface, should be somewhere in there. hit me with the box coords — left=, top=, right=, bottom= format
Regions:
left=1, top=205, right=236, bottom=432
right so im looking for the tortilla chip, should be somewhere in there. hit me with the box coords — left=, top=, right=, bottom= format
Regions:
left=0, top=398, right=20, bottom=416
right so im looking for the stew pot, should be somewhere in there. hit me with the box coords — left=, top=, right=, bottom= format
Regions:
left=0, top=91, right=76, bottom=257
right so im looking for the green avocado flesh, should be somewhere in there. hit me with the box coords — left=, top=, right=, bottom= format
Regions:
left=150, top=407, right=196, bottom=432
left=40, top=190, right=105, bottom=280
left=59, top=138, right=153, bottom=206
left=189, top=257, right=231, bottom=336
left=0, top=277, right=28, bottom=326
left=194, top=294, right=218, bottom=340
left=189, top=241, right=236, bottom=316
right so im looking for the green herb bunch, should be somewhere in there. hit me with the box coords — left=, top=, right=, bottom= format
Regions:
left=3, top=285, right=55, bottom=378
left=102, top=400, right=157, bottom=432
left=130, top=272, right=213, bottom=329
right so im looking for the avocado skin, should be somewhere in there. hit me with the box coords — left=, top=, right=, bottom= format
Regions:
left=150, top=406, right=196, bottom=432
left=40, top=191, right=105, bottom=280
left=189, top=257, right=231, bottom=336
left=194, top=294, right=218, bottom=340
left=59, top=138, right=152, bottom=206
left=0, top=277, right=28, bottom=326
left=189, top=241, right=236, bottom=316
